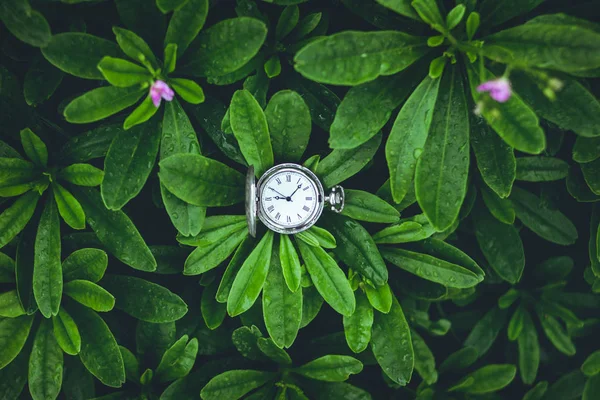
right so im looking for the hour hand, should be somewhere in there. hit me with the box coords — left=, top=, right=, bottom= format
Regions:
left=289, top=184, right=302, bottom=198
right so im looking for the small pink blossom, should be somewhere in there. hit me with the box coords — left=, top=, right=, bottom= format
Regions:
left=477, top=77, right=512, bottom=103
left=150, top=80, right=174, bottom=107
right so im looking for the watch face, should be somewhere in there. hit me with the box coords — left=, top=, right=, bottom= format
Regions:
left=257, top=165, right=323, bottom=233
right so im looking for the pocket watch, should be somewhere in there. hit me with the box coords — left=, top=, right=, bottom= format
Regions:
left=246, top=163, right=345, bottom=237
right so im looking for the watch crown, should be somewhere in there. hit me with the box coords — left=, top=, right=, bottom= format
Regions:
left=327, top=185, right=345, bottom=213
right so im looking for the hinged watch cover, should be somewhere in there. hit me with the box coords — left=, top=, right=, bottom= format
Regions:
left=245, top=166, right=257, bottom=237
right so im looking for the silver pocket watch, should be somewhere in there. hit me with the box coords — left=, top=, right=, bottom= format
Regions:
left=246, top=163, right=345, bottom=237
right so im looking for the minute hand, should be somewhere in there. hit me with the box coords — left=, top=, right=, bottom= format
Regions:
left=269, top=187, right=287, bottom=198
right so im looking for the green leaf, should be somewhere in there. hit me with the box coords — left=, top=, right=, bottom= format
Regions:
left=473, top=203, right=524, bottom=284
left=279, top=234, right=302, bottom=292
left=101, top=117, right=161, bottom=210
left=0, top=290, right=25, bottom=317
left=64, top=86, right=145, bottom=124
left=276, top=5, right=299, bottom=40
left=466, top=11, right=480, bottom=40
left=371, top=296, right=414, bottom=385
left=467, top=66, right=545, bottom=154
left=372, top=221, right=429, bottom=244
left=452, top=364, right=517, bottom=394
left=287, top=75, right=340, bottom=131
left=0, top=253, right=14, bottom=283
left=582, top=158, right=600, bottom=195
left=508, top=306, right=525, bottom=341
left=156, top=335, right=198, bottom=382
left=294, top=30, right=428, bottom=85
left=480, top=184, right=515, bottom=224
left=58, top=164, right=104, bottom=187
left=343, top=291, right=373, bottom=353
left=119, top=346, right=140, bottom=384
left=364, top=283, right=392, bottom=313
left=227, top=231, right=274, bottom=317
left=0, top=1, right=51, bottom=47
left=539, top=313, right=576, bottom=355
left=179, top=214, right=245, bottom=247
left=164, top=43, right=177, bottom=74
left=341, top=189, right=400, bottom=223
left=415, top=65, right=469, bottom=231
left=0, top=158, right=40, bottom=197
left=53, top=183, right=86, bottom=230
left=200, top=370, right=275, bottom=400
left=289, top=12, right=322, bottom=40
left=68, top=301, right=125, bottom=387
left=62, top=249, right=107, bottom=284
left=322, top=213, right=388, bottom=287
left=263, top=248, right=302, bottom=348
left=446, top=4, right=466, bottom=30
left=412, top=0, right=445, bottom=30
left=28, top=319, right=63, bottom=400
left=573, top=137, right=600, bottom=163
left=59, top=126, right=119, bottom=164
left=584, top=374, right=600, bottom=400
left=582, top=350, right=600, bottom=377
left=101, top=275, right=188, bottom=322
left=15, top=217, right=38, bottom=315
left=0, top=191, right=39, bottom=249
left=19, top=128, right=48, bottom=167
left=375, top=0, right=419, bottom=20
left=264, top=55, right=281, bottom=78
left=308, top=226, right=337, bottom=249
left=159, top=154, right=245, bottom=207
left=516, top=157, right=568, bottom=182
left=510, top=187, right=578, bottom=245
left=42, top=33, right=123, bottom=79
left=64, top=280, right=115, bottom=312
left=464, top=306, right=508, bottom=357
left=170, top=78, right=205, bottom=104
left=295, top=355, right=363, bottom=382
left=479, top=0, right=544, bottom=27
left=332, top=67, right=422, bottom=150
left=52, top=307, right=81, bottom=356
left=567, top=165, right=600, bottom=203
left=523, top=382, right=548, bottom=400
left=518, top=309, right=539, bottom=384
left=97, top=57, right=152, bottom=87
left=381, top=247, right=480, bottom=288
left=296, top=230, right=320, bottom=247
left=483, top=19, right=600, bottom=73
left=0, top=336, right=29, bottom=399
left=545, top=370, right=586, bottom=400
left=297, top=240, right=355, bottom=317
left=165, top=0, right=208, bottom=56
left=72, top=187, right=157, bottom=271
left=412, top=329, right=438, bottom=385
left=533, top=256, right=574, bottom=284
left=113, top=27, right=159, bottom=70
left=439, top=346, right=479, bottom=374
left=201, top=280, right=226, bottom=329
left=232, top=325, right=263, bottom=360
left=33, top=196, right=62, bottom=318
left=230, top=90, right=274, bottom=177
left=317, top=132, right=381, bottom=188
left=428, top=56, right=446, bottom=79
left=123, top=94, right=159, bottom=130
left=301, top=285, right=324, bottom=328
left=256, top=337, right=292, bottom=365
left=387, top=75, right=440, bottom=203
left=0, top=315, right=34, bottom=369
left=266, top=90, right=311, bottom=163
left=184, top=229, right=248, bottom=276
left=157, top=0, right=189, bottom=12
left=183, top=17, right=267, bottom=77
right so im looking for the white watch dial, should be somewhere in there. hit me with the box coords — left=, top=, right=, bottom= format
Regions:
left=259, top=170, right=319, bottom=228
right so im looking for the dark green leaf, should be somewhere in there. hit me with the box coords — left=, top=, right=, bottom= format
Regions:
left=200, top=370, right=275, bottom=400
left=263, top=248, right=302, bottom=348
left=317, top=133, right=381, bottom=188
left=33, top=196, right=62, bottom=318
left=412, top=329, right=437, bottom=385
left=297, top=240, right=355, bottom=317
left=479, top=0, right=544, bottom=26
left=539, top=313, right=576, bottom=355
left=101, top=275, right=188, bottom=322
left=62, top=248, right=107, bottom=283
left=544, top=370, right=585, bottom=400
left=294, top=30, right=428, bottom=85
left=165, top=0, right=208, bottom=56
left=42, top=33, right=122, bottom=79
left=341, top=189, right=399, bottom=223
left=58, top=164, right=105, bottom=187
left=53, top=183, right=86, bottom=230
left=516, top=157, right=568, bottom=182
left=159, top=154, right=245, bottom=207
left=0, top=315, right=34, bottom=369
left=201, top=280, right=226, bottom=330
left=387, top=75, right=440, bottom=203
left=372, top=221, right=429, bottom=244
left=64, top=280, right=115, bottom=312
left=573, top=137, right=600, bottom=163
left=343, top=291, right=373, bottom=353
left=371, top=296, right=413, bottom=385
left=438, top=346, right=478, bottom=374
left=64, top=86, right=145, bottom=124
left=451, top=364, right=516, bottom=394
left=52, top=307, right=81, bottom=356
left=518, top=309, right=539, bottom=384
left=19, top=128, right=47, bottom=167
left=155, top=335, right=198, bottom=382
left=0, top=1, right=50, bottom=47
left=230, top=90, right=273, bottom=177
left=72, top=187, right=156, bottom=271
left=584, top=374, right=600, bottom=400
left=287, top=75, right=340, bottom=131
left=227, top=231, right=274, bottom=317
left=0, top=290, right=25, bottom=317
left=415, top=65, right=470, bottom=231
left=322, top=213, right=388, bottom=287
left=276, top=5, right=299, bottom=40
left=266, top=90, right=311, bottom=163
left=183, top=17, right=267, bottom=77
left=0, top=191, right=39, bottom=249
left=581, top=158, right=600, bottom=195
left=464, top=307, right=508, bottom=357
left=480, top=184, right=515, bottom=224
left=113, top=27, right=159, bottom=70
left=101, top=117, right=161, bottom=210
left=511, top=187, right=578, bottom=245
left=68, top=301, right=125, bottom=387
left=0, top=338, right=29, bottom=399
left=0, top=252, right=14, bottom=283
left=256, top=337, right=292, bottom=365
left=295, top=355, right=363, bottom=382
left=0, top=157, right=40, bottom=197
left=582, top=350, right=600, bottom=377
left=301, top=285, right=324, bottom=328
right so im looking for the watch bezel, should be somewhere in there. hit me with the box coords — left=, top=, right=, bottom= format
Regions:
left=256, top=163, right=325, bottom=235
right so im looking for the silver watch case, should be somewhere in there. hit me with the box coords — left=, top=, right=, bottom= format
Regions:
left=246, top=163, right=326, bottom=237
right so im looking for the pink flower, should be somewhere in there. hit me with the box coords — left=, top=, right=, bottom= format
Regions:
left=477, top=77, right=512, bottom=103
left=150, top=80, right=174, bottom=107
